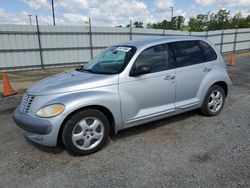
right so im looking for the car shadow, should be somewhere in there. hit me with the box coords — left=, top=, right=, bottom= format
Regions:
left=25, top=137, right=64, bottom=154
left=25, top=109, right=200, bottom=155
left=111, top=109, right=200, bottom=140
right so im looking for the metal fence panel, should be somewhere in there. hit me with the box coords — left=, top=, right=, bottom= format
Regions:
left=1, top=24, right=250, bottom=72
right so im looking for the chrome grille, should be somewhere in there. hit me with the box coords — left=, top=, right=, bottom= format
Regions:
left=20, top=94, right=35, bottom=113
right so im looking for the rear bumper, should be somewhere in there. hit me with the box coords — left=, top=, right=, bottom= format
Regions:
left=13, top=107, right=52, bottom=135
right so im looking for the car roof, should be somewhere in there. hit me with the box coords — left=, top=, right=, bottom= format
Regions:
left=117, top=36, right=205, bottom=49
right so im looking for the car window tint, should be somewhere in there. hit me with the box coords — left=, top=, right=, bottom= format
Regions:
left=172, top=41, right=204, bottom=67
left=134, top=44, right=169, bottom=73
left=199, top=41, right=217, bottom=62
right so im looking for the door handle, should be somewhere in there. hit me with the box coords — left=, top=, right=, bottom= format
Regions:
left=164, top=75, right=175, bottom=80
left=203, top=67, right=211, bottom=72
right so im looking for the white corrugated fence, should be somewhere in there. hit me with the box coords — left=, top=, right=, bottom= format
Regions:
left=0, top=24, right=250, bottom=72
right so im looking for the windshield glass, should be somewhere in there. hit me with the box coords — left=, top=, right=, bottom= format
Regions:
left=83, top=46, right=136, bottom=74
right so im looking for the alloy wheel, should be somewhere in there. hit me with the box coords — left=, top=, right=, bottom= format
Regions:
left=208, top=90, right=223, bottom=113
left=71, top=117, right=104, bottom=150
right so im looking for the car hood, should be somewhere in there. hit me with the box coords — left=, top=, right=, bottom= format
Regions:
left=27, top=70, right=118, bottom=95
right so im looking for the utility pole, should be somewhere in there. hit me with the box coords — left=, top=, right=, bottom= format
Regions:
left=35, top=15, right=44, bottom=69
left=170, top=6, right=173, bottom=21
left=130, top=20, right=132, bottom=40
left=88, top=18, right=93, bottom=59
left=28, top=14, right=32, bottom=25
left=51, top=0, right=55, bottom=25
left=170, top=6, right=173, bottom=29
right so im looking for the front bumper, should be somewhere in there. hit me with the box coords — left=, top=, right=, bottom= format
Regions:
left=12, top=107, right=62, bottom=147
left=13, top=107, right=52, bottom=135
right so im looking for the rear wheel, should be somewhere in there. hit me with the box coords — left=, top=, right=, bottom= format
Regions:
left=200, top=85, right=226, bottom=116
left=62, top=109, right=110, bottom=155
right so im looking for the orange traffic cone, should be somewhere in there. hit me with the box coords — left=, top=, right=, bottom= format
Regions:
left=229, top=53, right=235, bottom=66
left=2, top=73, right=17, bottom=96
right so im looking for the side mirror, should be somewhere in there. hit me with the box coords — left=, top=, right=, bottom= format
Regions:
left=130, top=65, right=151, bottom=76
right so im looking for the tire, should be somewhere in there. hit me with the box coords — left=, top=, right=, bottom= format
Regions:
left=62, top=109, right=110, bottom=155
left=200, top=85, right=226, bottom=116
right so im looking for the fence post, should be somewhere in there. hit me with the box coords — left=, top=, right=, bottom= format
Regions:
left=88, top=18, right=93, bottom=59
left=233, top=28, right=238, bottom=53
left=248, top=29, right=250, bottom=51
left=129, top=20, right=132, bottom=40
left=189, top=31, right=192, bottom=36
left=35, top=15, right=44, bottom=69
left=205, top=30, right=208, bottom=39
left=163, top=29, right=165, bottom=36
left=220, top=30, right=224, bottom=54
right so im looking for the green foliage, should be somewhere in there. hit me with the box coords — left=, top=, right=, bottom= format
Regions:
left=129, top=9, right=250, bottom=31
left=188, top=9, right=250, bottom=31
left=133, top=21, right=144, bottom=28
left=145, top=16, right=185, bottom=30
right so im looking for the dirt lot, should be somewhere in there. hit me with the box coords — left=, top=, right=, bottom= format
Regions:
left=0, top=54, right=250, bottom=187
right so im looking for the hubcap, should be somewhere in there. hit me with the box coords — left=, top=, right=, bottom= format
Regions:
left=72, top=117, right=104, bottom=150
left=208, top=90, right=223, bottom=113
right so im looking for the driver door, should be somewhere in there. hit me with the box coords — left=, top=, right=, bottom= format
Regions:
left=119, top=43, right=176, bottom=127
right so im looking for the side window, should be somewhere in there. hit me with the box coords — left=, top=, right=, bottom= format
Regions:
left=133, top=44, right=170, bottom=73
left=171, top=41, right=204, bottom=68
left=199, top=41, right=217, bottom=62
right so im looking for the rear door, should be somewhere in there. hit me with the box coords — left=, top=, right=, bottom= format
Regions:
left=170, top=40, right=217, bottom=109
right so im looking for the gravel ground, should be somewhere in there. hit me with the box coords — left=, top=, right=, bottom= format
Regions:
left=0, top=55, right=249, bottom=187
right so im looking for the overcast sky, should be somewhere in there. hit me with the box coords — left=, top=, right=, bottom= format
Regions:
left=0, top=0, right=250, bottom=26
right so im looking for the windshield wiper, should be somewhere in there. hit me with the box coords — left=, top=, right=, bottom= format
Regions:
left=76, top=66, right=116, bottom=74
left=75, top=66, right=94, bottom=73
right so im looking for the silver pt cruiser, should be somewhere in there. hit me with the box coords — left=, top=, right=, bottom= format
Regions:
left=13, top=36, right=232, bottom=155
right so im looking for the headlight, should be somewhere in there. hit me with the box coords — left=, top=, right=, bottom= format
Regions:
left=36, top=104, right=65, bottom=118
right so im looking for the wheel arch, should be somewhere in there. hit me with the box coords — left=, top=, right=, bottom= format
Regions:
left=57, top=105, right=116, bottom=145
left=210, top=81, right=228, bottom=97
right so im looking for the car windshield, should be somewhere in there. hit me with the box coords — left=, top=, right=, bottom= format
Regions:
left=82, top=46, right=136, bottom=74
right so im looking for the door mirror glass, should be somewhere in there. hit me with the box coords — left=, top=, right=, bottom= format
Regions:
left=131, top=65, right=151, bottom=76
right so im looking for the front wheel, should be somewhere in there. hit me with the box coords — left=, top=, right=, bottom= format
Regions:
left=200, top=85, right=226, bottom=116
left=62, top=109, right=110, bottom=155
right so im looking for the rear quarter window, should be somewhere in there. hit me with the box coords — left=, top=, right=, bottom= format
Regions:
left=198, top=41, right=217, bottom=62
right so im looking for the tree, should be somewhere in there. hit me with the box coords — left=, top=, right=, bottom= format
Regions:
left=208, top=9, right=230, bottom=30
left=188, top=13, right=210, bottom=31
left=245, top=15, right=250, bottom=28
left=162, top=20, right=171, bottom=29
left=120, top=9, right=250, bottom=32
left=133, top=21, right=144, bottom=28
left=188, top=17, right=199, bottom=31
left=146, top=23, right=153, bottom=29
left=170, top=16, right=178, bottom=30
left=177, top=16, right=185, bottom=30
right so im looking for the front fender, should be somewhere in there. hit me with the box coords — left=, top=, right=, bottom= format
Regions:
left=51, top=85, right=123, bottom=132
